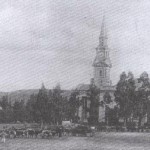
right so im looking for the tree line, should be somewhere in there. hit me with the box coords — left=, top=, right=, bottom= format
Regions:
left=0, top=71, right=150, bottom=127
left=0, top=83, right=80, bottom=125
left=114, top=71, right=150, bottom=127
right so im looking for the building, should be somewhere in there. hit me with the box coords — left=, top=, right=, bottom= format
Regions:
left=76, top=17, right=150, bottom=126
left=76, top=17, right=116, bottom=123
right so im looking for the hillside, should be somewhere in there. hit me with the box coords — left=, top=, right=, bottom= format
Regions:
left=0, top=89, right=39, bottom=104
left=0, top=89, right=72, bottom=104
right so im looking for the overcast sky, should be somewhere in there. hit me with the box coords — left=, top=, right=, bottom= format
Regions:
left=0, top=0, right=150, bottom=91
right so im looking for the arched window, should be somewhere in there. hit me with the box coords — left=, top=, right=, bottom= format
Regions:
left=100, top=70, right=102, bottom=76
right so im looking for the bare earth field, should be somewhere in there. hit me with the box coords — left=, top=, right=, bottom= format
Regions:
left=1, top=132, right=150, bottom=150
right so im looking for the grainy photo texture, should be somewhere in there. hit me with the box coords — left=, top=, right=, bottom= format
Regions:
left=0, top=0, right=150, bottom=150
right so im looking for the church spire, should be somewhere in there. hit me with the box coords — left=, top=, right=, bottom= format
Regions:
left=93, top=16, right=112, bottom=88
left=100, top=16, right=107, bottom=38
left=99, top=16, right=107, bottom=49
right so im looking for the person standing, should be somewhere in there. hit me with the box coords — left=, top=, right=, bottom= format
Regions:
left=58, top=126, right=62, bottom=137
left=90, top=126, right=95, bottom=137
left=1, top=130, right=7, bottom=143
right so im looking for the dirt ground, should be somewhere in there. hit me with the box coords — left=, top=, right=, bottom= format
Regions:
left=1, top=132, right=150, bottom=150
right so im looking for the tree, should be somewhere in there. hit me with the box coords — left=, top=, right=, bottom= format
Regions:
left=87, top=80, right=100, bottom=125
left=51, top=83, right=64, bottom=125
left=36, top=83, right=49, bottom=125
left=103, top=91, right=112, bottom=125
left=26, top=94, right=38, bottom=122
left=68, top=90, right=80, bottom=123
left=126, top=72, right=136, bottom=123
left=13, top=100, right=26, bottom=122
left=114, top=72, right=136, bottom=126
left=0, top=96, right=13, bottom=123
left=46, top=90, right=54, bottom=124
left=115, top=72, right=127, bottom=125
left=137, top=72, right=150, bottom=127
left=103, top=91, right=112, bottom=104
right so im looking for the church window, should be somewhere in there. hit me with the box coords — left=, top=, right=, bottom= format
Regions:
left=100, top=70, right=103, bottom=76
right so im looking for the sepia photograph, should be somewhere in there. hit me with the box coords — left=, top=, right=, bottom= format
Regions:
left=0, top=0, right=150, bottom=149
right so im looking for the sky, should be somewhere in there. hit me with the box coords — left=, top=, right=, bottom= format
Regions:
left=0, top=0, right=150, bottom=91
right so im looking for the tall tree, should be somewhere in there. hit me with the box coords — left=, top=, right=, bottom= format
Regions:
left=46, top=90, right=54, bottom=124
left=0, top=96, right=13, bottom=123
left=36, top=83, right=49, bottom=125
left=51, top=83, right=63, bottom=125
left=26, top=94, right=38, bottom=122
left=13, top=100, right=26, bottom=122
left=87, top=80, right=100, bottom=125
left=68, top=90, right=80, bottom=123
left=126, top=72, right=136, bottom=122
left=103, top=91, right=112, bottom=125
left=115, top=72, right=128, bottom=125
left=137, top=72, right=150, bottom=127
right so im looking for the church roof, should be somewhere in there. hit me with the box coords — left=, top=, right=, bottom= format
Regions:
left=75, top=83, right=116, bottom=92
left=76, top=84, right=90, bottom=91
left=75, top=79, right=146, bottom=92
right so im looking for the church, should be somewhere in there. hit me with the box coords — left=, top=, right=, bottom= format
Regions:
left=76, top=17, right=116, bottom=123
left=76, top=17, right=150, bottom=126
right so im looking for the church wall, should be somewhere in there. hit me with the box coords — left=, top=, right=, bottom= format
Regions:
left=94, top=66, right=103, bottom=88
left=94, top=67, right=111, bottom=88
left=78, top=105, right=82, bottom=121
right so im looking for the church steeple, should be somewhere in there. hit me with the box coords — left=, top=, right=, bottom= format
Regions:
left=100, top=16, right=107, bottom=38
left=99, top=16, right=108, bottom=50
left=93, top=17, right=112, bottom=88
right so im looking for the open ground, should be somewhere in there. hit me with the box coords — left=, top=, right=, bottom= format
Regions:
left=0, top=132, right=150, bottom=150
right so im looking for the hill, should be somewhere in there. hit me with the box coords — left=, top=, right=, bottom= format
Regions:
left=0, top=89, right=72, bottom=104
left=0, top=89, right=39, bottom=104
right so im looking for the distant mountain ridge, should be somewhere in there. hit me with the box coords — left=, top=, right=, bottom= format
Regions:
left=0, top=89, right=39, bottom=104
left=0, top=89, right=72, bottom=104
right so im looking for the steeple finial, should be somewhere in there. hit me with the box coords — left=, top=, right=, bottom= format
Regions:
left=100, top=15, right=107, bottom=38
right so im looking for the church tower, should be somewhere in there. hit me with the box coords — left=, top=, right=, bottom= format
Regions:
left=93, top=17, right=112, bottom=88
